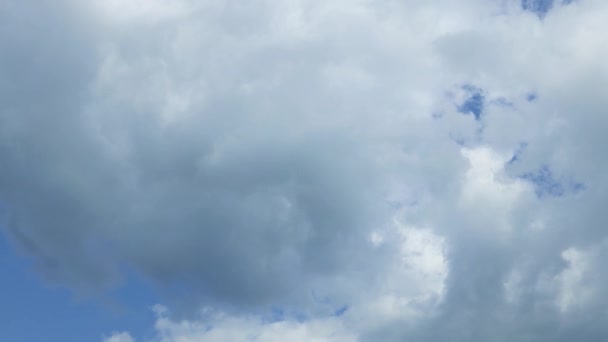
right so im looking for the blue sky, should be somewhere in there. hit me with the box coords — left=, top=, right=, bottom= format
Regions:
left=0, top=231, right=155, bottom=341
left=2, top=0, right=608, bottom=341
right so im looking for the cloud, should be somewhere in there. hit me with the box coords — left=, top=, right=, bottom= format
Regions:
left=101, top=305, right=357, bottom=342
left=2, top=0, right=608, bottom=341
left=149, top=305, right=355, bottom=342
left=104, top=332, right=135, bottom=342
left=1, top=0, right=457, bottom=307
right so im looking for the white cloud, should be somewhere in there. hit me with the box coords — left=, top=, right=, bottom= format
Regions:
left=554, top=247, right=593, bottom=313
left=104, top=332, right=135, bottom=342
left=150, top=307, right=356, bottom=342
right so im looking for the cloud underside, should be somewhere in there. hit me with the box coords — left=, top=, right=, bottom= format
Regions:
left=2, top=0, right=608, bottom=341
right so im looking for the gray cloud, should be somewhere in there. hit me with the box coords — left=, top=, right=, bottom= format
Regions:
left=2, top=1, right=608, bottom=341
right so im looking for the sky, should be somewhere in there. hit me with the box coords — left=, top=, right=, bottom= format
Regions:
left=1, top=0, right=608, bottom=341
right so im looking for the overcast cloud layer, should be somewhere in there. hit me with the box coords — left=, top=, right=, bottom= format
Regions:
left=2, top=0, right=608, bottom=341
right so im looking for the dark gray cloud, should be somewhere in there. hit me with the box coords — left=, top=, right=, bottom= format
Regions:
left=1, top=0, right=411, bottom=307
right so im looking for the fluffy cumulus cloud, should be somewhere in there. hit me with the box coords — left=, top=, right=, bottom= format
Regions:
left=1, top=0, right=608, bottom=341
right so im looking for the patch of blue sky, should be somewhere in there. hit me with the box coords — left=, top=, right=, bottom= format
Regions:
left=334, top=305, right=348, bottom=317
left=457, top=85, right=484, bottom=120
left=522, top=0, right=575, bottom=17
left=526, top=93, right=538, bottom=102
left=571, top=181, right=586, bottom=193
left=507, top=142, right=529, bottom=165
left=0, top=231, right=156, bottom=342
left=522, top=0, right=554, bottom=16
left=520, top=165, right=584, bottom=198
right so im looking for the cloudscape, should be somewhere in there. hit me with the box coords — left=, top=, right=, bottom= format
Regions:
left=1, top=0, right=607, bottom=341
